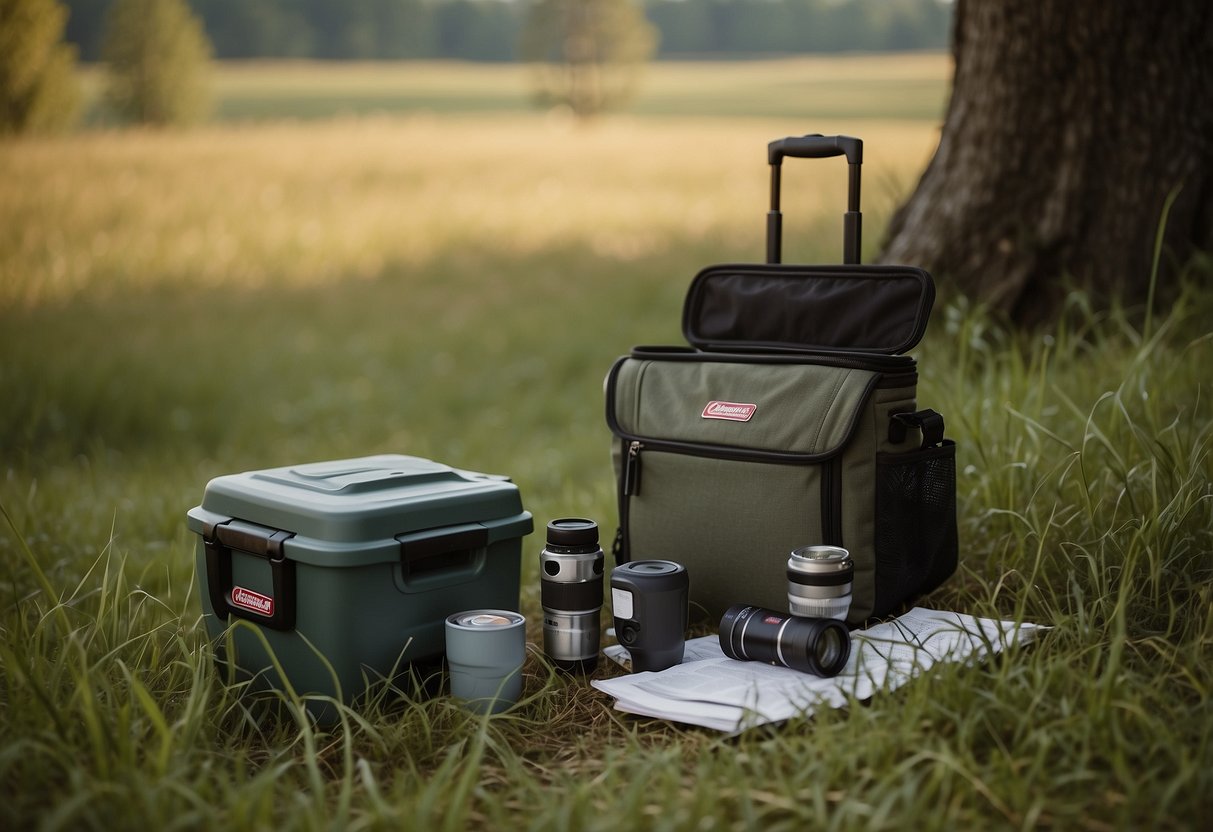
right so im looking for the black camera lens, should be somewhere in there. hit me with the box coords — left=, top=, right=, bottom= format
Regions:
left=718, top=604, right=851, bottom=678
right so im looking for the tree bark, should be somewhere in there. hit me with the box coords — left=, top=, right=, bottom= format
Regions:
left=880, top=0, right=1213, bottom=324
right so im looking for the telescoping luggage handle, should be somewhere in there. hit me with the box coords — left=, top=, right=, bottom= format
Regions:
left=767, top=134, right=863, bottom=265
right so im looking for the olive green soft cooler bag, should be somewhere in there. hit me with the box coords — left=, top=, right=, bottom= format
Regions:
left=186, top=454, right=532, bottom=717
left=606, top=135, right=958, bottom=626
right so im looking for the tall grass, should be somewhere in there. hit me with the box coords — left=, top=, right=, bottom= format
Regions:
left=1, top=80, right=1210, bottom=828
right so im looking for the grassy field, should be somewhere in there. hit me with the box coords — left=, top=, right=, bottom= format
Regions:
left=2, top=58, right=1211, bottom=830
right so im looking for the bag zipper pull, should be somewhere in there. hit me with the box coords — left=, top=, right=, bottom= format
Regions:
left=623, top=441, right=643, bottom=496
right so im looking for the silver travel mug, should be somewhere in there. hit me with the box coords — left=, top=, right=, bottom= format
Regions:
left=445, top=610, right=526, bottom=714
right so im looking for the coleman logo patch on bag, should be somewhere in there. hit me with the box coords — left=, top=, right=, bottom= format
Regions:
left=231, top=586, right=274, bottom=617
left=702, top=401, right=757, bottom=422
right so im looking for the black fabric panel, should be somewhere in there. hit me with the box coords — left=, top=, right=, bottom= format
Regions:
left=684, top=264, right=934, bottom=355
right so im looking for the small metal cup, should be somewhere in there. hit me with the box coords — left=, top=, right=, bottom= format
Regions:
left=445, top=610, right=526, bottom=714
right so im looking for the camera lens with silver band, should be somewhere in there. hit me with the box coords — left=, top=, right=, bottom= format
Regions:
left=787, top=545, right=854, bottom=621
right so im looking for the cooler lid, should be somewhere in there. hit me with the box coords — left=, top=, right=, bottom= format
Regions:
left=188, top=455, right=531, bottom=556
left=682, top=263, right=935, bottom=355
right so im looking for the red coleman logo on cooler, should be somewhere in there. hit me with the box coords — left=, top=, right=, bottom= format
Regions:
left=701, top=401, right=757, bottom=422
left=231, top=586, right=274, bottom=617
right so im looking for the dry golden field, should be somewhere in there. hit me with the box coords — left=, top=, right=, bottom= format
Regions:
left=3, top=57, right=948, bottom=309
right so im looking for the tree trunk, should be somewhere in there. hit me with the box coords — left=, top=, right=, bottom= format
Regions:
left=880, top=0, right=1213, bottom=325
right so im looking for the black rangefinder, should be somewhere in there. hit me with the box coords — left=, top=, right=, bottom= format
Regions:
left=610, top=560, right=688, bottom=673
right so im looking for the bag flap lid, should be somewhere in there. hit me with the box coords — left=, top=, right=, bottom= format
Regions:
left=683, top=263, right=935, bottom=355
left=609, top=354, right=879, bottom=458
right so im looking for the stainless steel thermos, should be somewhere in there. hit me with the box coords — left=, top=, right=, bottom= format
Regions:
left=540, top=518, right=604, bottom=673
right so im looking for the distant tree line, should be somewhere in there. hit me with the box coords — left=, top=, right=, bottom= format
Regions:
left=647, top=0, right=951, bottom=55
left=61, top=0, right=951, bottom=63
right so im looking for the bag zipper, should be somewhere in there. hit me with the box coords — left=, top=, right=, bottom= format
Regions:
left=628, top=345, right=914, bottom=373
left=614, top=439, right=642, bottom=562
left=623, top=440, right=643, bottom=496
left=821, top=457, right=843, bottom=547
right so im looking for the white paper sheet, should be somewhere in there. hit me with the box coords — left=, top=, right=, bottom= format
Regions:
left=592, top=607, right=1044, bottom=733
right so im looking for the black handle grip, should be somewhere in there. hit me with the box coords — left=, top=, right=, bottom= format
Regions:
left=767, top=134, right=863, bottom=265
left=396, top=524, right=488, bottom=563
left=768, top=134, right=863, bottom=166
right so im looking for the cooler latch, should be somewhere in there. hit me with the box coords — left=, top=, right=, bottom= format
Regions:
left=203, top=518, right=297, bottom=631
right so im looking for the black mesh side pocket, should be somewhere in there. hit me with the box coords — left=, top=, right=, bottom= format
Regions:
left=873, top=440, right=958, bottom=617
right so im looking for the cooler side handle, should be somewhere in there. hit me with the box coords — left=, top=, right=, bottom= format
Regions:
left=397, top=524, right=489, bottom=563
left=395, top=523, right=490, bottom=592
left=203, top=519, right=298, bottom=631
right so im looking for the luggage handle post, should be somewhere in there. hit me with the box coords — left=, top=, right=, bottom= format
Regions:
left=766, top=134, right=863, bottom=265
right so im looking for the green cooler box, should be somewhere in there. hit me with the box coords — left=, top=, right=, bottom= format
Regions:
left=186, top=454, right=533, bottom=713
